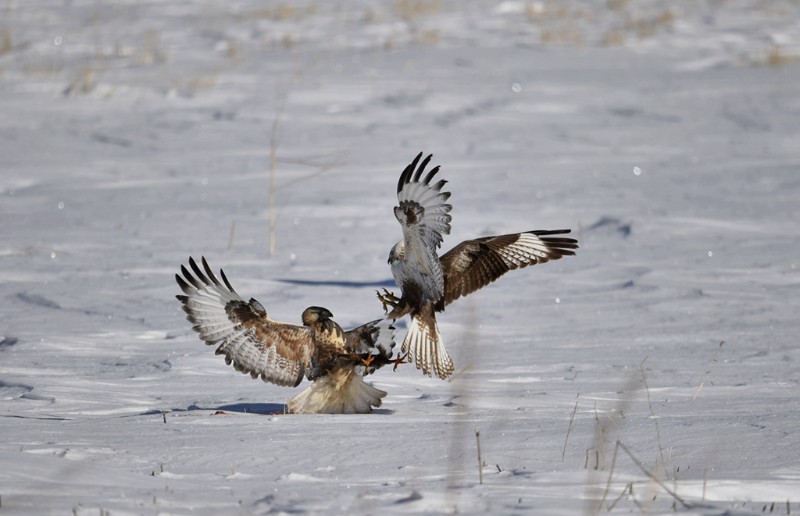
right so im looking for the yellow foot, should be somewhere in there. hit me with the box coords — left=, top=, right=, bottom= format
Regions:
left=392, top=352, right=409, bottom=371
left=361, top=354, right=376, bottom=368
left=376, top=288, right=400, bottom=313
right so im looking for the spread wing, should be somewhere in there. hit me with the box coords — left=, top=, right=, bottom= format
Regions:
left=395, top=152, right=453, bottom=251
left=439, top=230, right=579, bottom=307
left=393, top=152, right=453, bottom=298
left=175, top=256, right=315, bottom=387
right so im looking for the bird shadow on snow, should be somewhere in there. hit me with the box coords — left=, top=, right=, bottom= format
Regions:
left=277, top=278, right=396, bottom=289
left=141, top=403, right=395, bottom=416
left=213, top=402, right=287, bottom=415
left=206, top=403, right=396, bottom=416
left=140, top=403, right=287, bottom=417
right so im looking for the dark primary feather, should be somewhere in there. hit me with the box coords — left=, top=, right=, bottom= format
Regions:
left=397, top=152, right=422, bottom=194
left=396, top=152, right=448, bottom=197
left=394, top=152, right=453, bottom=255
left=412, top=153, right=430, bottom=182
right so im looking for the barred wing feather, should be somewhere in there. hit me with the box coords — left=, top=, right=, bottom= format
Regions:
left=175, top=256, right=315, bottom=388
left=439, top=230, right=578, bottom=307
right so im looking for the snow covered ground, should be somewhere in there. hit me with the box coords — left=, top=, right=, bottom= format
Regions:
left=1, top=1, right=799, bottom=514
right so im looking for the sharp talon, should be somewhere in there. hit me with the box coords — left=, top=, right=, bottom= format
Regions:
left=377, top=289, right=388, bottom=312
left=376, top=288, right=400, bottom=313
left=392, top=352, right=408, bottom=371
left=380, top=288, right=401, bottom=308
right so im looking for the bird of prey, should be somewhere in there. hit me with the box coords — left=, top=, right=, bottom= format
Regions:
left=381, top=152, right=578, bottom=380
left=176, top=257, right=395, bottom=414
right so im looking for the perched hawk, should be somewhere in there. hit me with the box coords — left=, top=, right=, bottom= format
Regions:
left=176, top=257, right=395, bottom=414
left=382, top=152, right=578, bottom=379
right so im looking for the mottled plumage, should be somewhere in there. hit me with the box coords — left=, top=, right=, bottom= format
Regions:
left=385, top=153, right=578, bottom=379
left=176, top=257, right=395, bottom=414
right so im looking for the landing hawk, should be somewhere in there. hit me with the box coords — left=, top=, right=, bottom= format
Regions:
left=382, top=153, right=578, bottom=379
left=176, top=257, right=395, bottom=414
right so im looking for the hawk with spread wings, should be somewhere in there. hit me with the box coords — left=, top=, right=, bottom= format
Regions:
left=381, top=152, right=578, bottom=380
left=176, top=257, right=395, bottom=414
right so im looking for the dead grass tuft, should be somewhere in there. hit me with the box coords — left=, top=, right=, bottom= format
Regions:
left=414, top=28, right=440, bottom=46
left=540, top=25, right=585, bottom=47
left=606, top=0, right=630, bottom=11
left=627, top=10, right=675, bottom=40
left=765, top=45, right=794, bottom=67
left=526, top=1, right=571, bottom=22
left=251, top=5, right=296, bottom=21
left=64, top=68, right=96, bottom=96
left=395, top=0, right=441, bottom=22
left=0, top=29, right=12, bottom=55
left=224, top=40, right=240, bottom=60
left=600, top=29, right=626, bottom=47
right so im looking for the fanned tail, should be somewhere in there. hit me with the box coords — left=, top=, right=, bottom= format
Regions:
left=286, top=367, right=387, bottom=414
left=401, top=307, right=453, bottom=379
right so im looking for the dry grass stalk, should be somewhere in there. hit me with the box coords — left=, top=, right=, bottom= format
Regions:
left=640, top=357, right=669, bottom=478
left=0, top=29, right=12, bottom=55
left=267, top=99, right=285, bottom=256
left=598, top=440, right=689, bottom=512
left=475, top=429, right=483, bottom=485
left=227, top=220, right=237, bottom=251
left=562, top=393, right=580, bottom=462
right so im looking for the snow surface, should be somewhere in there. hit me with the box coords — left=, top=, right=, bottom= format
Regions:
left=1, top=1, right=799, bottom=514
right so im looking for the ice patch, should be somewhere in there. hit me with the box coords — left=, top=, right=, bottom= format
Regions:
left=487, top=376, right=544, bottom=384
left=280, top=472, right=322, bottom=482
left=135, top=331, right=170, bottom=340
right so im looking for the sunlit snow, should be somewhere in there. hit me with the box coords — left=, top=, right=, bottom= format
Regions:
left=1, top=1, right=799, bottom=514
